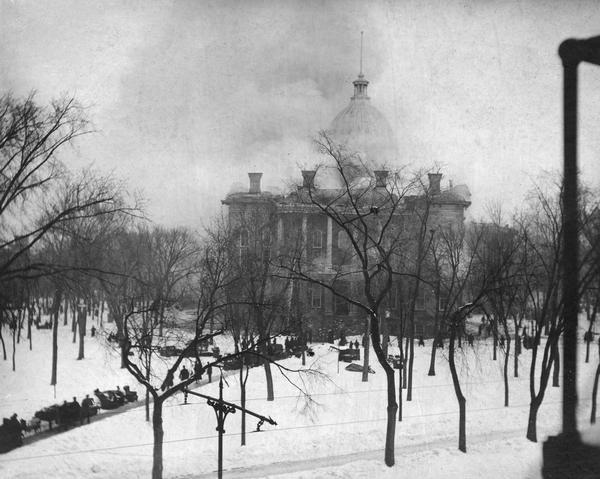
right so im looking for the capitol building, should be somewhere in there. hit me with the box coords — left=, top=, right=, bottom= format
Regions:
left=223, top=64, right=471, bottom=339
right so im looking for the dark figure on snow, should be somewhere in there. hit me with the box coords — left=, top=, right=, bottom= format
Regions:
left=179, top=366, right=190, bottom=382
left=584, top=330, right=593, bottom=344
left=194, top=360, right=203, bottom=382
left=348, top=341, right=353, bottom=349
left=58, top=401, right=69, bottom=430
left=354, top=339, right=360, bottom=350
left=468, top=334, right=474, bottom=347
left=207, top=364, right=213, bottom=383
left=436, top=336, right=444, bottom=349
left=418, top=336, right=425, bottom=347
left=91, top=326, right=96, bottom=337
left=81, top=395, right=94, bottom=424
left=328, top=329, right=334, bottom=344
left=499, top=336, right=505, bottom=348
left=284, top=337, right=290, bottom=351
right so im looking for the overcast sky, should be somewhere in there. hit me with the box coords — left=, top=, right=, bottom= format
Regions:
left=1, top=0, right=600, bottom=227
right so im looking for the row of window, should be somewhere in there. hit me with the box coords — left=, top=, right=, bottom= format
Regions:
left=308, top=285, right=449, bottom=313
left=238, top=228, right=352, bottom=251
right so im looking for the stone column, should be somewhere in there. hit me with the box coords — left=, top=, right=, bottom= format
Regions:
left=301, top=215, right=308, bottom=259
left=277, top=217, right=284, bottom=254
left=326, top=216, right=333, bottom=271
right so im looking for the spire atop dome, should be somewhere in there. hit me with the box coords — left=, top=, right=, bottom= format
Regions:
left=359, top=31, right=364, bottom=77
left=353, top=31, right=369, bottom=99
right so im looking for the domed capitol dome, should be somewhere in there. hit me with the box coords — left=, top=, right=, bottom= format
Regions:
left=327, top=70, right=397, bottom=170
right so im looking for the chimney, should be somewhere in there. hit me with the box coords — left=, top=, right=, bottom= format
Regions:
left=428, top=173, right=442, bottom=195
left=374, top=170, right=388, bottom=188
left=248, top=172, right=262, bottom=194
left=301, top=170, right=316, bottom=189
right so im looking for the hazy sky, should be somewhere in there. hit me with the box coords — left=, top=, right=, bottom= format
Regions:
left=2, top=0, right=600, bottom=227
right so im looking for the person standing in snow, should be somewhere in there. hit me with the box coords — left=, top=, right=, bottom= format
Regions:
left=179, top=365, right=190, bottom=382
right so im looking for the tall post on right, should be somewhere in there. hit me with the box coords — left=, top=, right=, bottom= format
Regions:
left=541, top=36, right=600, bottom=479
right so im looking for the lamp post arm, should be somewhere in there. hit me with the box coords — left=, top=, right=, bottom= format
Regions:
left=185, top=389, right=277, bottom=426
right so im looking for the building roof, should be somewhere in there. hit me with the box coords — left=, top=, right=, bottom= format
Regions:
left=327, top=73, right=397, bottom=170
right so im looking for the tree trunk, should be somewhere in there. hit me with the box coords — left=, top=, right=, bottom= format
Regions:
left=369, top=313, right=397, bottom=467
left=0, top=324, right=6, bottom=360
left=152, top=399, right=164, bottom=479
left=428, top=336, right=437, bottom=376
left=241, top=364, right=247, bottom=446
left=449, top=320, right=466, bottom=453
left=27, top=306, right=33, bottom=351
left=591, top=362, right=600, bottom=424
left=63, top=300, right=68, bottom=326
left=402, top=335, right=409, bottom=388
left=493, top=332, right=497, bottom=361
left=397, top=335, right=403, bottom=422
left=77, top=309, right=86, bottom=360
left=503, top=336, right=511, bottom=407
left=12, top=323, right=16, bottom=371
left=586, top=336, right=591, bottom=363
left=72, top=300, right=77, bottom=344
left=552, top=341, right=560, bottom=387
left=262, top=342, right=274, bottom=401
left=362, top=317, right=370, bottom=383
left=514, top=330, right=520, bottom=378
left=16, top=308, right=22, bottom=344
left=51, top=289, right=62, bottom=386
left=526, top=398, right=542, bottom=442
left=407, top=321, right=415, bottom=401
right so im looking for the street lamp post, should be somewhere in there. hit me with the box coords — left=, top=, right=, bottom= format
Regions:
left=185, top=372, right=277, bottom=479
left=541, top=35, right=600, bottom=479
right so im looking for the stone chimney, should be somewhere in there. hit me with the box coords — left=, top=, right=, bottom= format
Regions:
left=301, top=170, right=316, bottom=189
left=374, top=170, right=388, bottom=188
left=248, top=172, right=262, bottom=194
left=428, top=173, right=442, bottom=195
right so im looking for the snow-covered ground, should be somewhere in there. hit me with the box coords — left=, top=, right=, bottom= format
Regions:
left=0, top=315, right=599, bottom=479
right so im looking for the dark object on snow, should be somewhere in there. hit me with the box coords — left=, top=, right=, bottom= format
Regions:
left=0, top=415, right=23, bottom=453
left=81, top=395, right=98, bottom=424
left=468, top=334, right=474, bottom=347
left=34, top=405, right=60, bottom=430
left=179, top=366, right=190, bottom=381
left=345, top=363, right=375, bottom=374
left=94, top=389, right=124, bottom=409
left=418, top=336, right=425, bottom=347
left=57, top=400, right=82, bottom=430
left=388, top=355, right=403, bottom=369
left=122, top=385, right=138, bottom=402
left=91, top=326, right=96, bottom=337
left=338, top=348, right=360, bottom=362
left=36, top=321, right=52, bottom=330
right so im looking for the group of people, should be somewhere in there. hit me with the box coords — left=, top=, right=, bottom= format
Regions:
left=168, top=360, right=213, bottom=390
left=57, top=395, right=97, bottom=428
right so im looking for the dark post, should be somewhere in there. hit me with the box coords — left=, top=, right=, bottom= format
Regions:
left=186, top=371, right=276, bottom=479
left=541, top=35, right=600, bottom=479
left=559, top=38, right=579, bottom=438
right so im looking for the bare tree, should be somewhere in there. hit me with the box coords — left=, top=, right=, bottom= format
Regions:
left=517, top=179, right=599, bottom=441
left=279, top=131, right=425, bottom=467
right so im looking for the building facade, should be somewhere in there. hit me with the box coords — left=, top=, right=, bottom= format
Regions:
left=223, top=68, right=471, bottom=339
